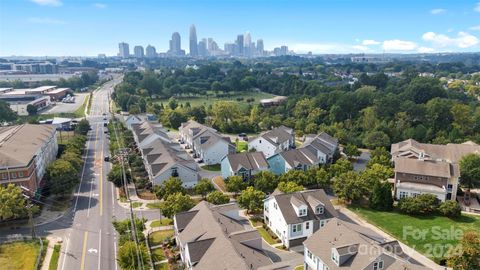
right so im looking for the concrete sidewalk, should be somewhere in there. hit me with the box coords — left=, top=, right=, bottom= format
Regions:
left=337, top=206, right=445, bottom=270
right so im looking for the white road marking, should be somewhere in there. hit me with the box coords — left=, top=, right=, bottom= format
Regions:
left=60, top=235, right=70, bottom=270
left=88, top=248, right=98, bottom=254
left=113, top=240, right=118, bottom=270
left=97, top=229, right=102, bottom=270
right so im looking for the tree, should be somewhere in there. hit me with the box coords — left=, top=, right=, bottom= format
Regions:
left=329, top=158, right=353, bottom=178
left=344, top=144, right=361, bottom=159
left=225, top=176, right=247, bottom=195
left=0, top=100, right=17, bottom=123
left=369, top=182, right=393, bottom=211
left=108, top=164, right=131, bottom=188
left=47, top=159, right=79, bottom=195
left=279, top=170, right=310, bottom=186
left=194, top=178, right=215, bottom=198
left=459, top=154, right=480, bottom=201
left=237, top=187, right=265, bottom=214
left=206, top=191, right=230, bottom=205
left=112, top=217, right=147, bottom=245
left=362, top=131, right=390, bottom=149
left=0, top=184, right=31, bottom=221
left=439, top=200, right=462, bottom=218
left=167, top=97, right=178, bottom=110
left=117, top=241, right=149, bottom=270
left=253, top=171, right=278, bottom=193
left=159, top=192, right=195, bottom=218
left=61, top=151, right=83, bottom=171
left=26, top=104, right=37, bottom=115
left=154, top=177, right=186, bottom=199
left=361, top=163, right=394, bottom=192
left=277, top=181, right=304, bottom=193
left=447, top=231, right=480, bottom=270
left=75, top=119, right=91, bottom=135
left=367, top=147, right=392, bottom=168
left=333, top=171, right=367, bottom=203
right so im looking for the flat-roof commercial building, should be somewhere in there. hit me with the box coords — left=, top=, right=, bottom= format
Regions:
left=0, top=124, right=58, bottom=194
left=0, top=86, right=71, bottom=115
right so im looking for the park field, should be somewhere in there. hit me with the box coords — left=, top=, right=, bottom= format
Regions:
left=154, top=91, right=276, bottom=108
left=0, top=241, right=41, bottom=270
left=349, top=206, right=480, bottom=263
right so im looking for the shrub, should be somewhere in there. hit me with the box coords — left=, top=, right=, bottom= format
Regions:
left=438, top=200, right=462, bottom=218
left=398, top=194, right=439, bottom=215
left=206, top=191, right=230, bottom=205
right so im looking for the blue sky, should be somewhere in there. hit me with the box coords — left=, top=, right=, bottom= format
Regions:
left=0, top=0, right=479, bottom=56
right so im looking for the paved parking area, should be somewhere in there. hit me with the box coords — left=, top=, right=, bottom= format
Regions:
left=41, top=93, right=88, bottom=114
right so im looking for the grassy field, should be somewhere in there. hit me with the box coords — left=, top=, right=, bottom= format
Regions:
left=131, top=202, right=142, bottom=208
left=154, top=263, right=168, bottom=270
left=146, top=202, right=161, bottom=209
left=154, top=91, right=276, bottom=108
left=257, top=227, right=280, bottom=245
left=48, top=244, right=61, bottom=270
left=201, top=164, right=221, bottom=171
left=150, top=218, right=173, bottom=227
left=74, top=93, right=90, bottom=118
left=349, top=206, right=480, bottom=262
left=149, top=230, right=174, bottom=246
left=151, top=248, right=166, bottom=262
left=0, top=241, right=41, bottom=270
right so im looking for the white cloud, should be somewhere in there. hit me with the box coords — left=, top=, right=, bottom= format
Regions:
left=290, top=43, right=373, bottom=53
left=93, top=3, right=107, bottom=9
left=30, top=0, right=62, bottom=6
left=470, top=25, right=480, bottom=31
left=418, top=47, right=435, bottom=53
left=361, top=39, right=380, bottom=45
left=422, top=31, right=479, bottom=48
left=475, top=2, right=480, bottom=12
left=352, top=45, right=370, bottom=51
left=430, top=8, right=446, bottom=15
left=382, top=40, right=418, bottom=51
left=28, top=17, right=65, bottom=24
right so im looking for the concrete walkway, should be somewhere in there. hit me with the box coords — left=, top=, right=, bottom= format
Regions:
left=337, top=206, right=445, bottom=270
left=41, top=236, right=61, bottom=270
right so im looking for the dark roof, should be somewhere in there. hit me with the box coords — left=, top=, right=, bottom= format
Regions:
left=260, top=125, right=294, bottom=146
left=226, top=152, right=268, bottom=173
left=175, top=210, right=199, bottom=232
left=271, top=189, right=337, bottom=224
left=187, top=238, right=215, bottom=264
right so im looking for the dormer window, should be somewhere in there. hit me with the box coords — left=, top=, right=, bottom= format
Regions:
left=331, top=250, right=339, bottom=265
left=299, top=208, right=307, bottom=216
left=373, top=260, right=384, bottom=270
left=316, top=206, right=324, bottom=214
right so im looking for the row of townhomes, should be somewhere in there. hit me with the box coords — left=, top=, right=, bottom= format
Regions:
left=174, top=190, right=431, bottom=270
left=130, top=120, right=200, bottom=187
left=179, top=120, right=236, bottom=165
left=391, top=139, right=480, bottom=202
left=222, top=129, right=339, bottom=179
left=0, top=124, right=58, bottom=194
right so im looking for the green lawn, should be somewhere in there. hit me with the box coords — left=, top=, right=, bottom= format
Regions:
left=74, top=93, right=90, bottom=118
left=131, top=202, right=143, bottom=208
left=0, top=241, right=41, bottom=270
left=151, top=218, right=173, bottom=227
left=151, top=248, right=166, bottom=262
left=48, top=244, right=61, bottom=270
left=257, top=227, right=280, bottom=245
left=149, top=230, right=174, bottom=246
left=294, top=266, right=304, bottom=270
left=236, top=141, right=248, bottom=153
left=147, top=202, right=161, bottom=209
left=349, top=206, right=480, bottom=262
left=201, top=164, right=221, bottom=171
left=154, top=91, right=276, bottom=108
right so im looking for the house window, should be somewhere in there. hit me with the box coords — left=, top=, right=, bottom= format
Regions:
left=259, top=139, right=262, bottom=143
left=307, top=250, right=313, bottom=259
left=399, top=191, right=408, bottom=199
left=11, top=172, right=17, bottom=179
left=306, top=222, right=310, bottom=230
left=171, top=167, right=178, bottom=177
left=316, top=206, right=324, bottom=214
left=18, top=171, right=24, bottom=178
left=1, top=173, right=7, bottom=179
left=292, top=224, right=302, bottom=233
left=447, top=184, right=453, bottom=191
left=320, top=220, right=326, bottom=227
left=299, top=208, right=307, bottom=216
left=274, top=202, right=277, bottom=209
left=373, top=260, right=384, bottom=270
left=331, top=250, right=338, bottom=264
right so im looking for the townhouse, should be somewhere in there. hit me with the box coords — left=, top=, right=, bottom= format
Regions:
left=221, top=152, right=269, bottom=180
left=0, top=124, right=58, bottom=193
left=174, top=201, right=272, bottom=270
left=179, top=120, right=235, bottom=165
left=268, top=132, right=338, bottom=175
left=263, top=189, right=337, bottom=248
left=303, top=217, right=431, bottom=270
left=248, top=125, right=295, bottom=158
left=391, top=139, right=480, bottom=201
left=131, top=121, right=199, bottom=187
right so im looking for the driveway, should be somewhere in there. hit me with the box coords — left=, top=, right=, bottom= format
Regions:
left=199, top=168, right=221, bottom=180
left=353, top=150, right=371, bottom=171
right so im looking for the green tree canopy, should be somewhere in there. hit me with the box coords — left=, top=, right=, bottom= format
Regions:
left=277, top=181, right=304, bottom=193
left=194, top=178, right=215, bottom=198
left=206, top=191, right=230, bottom=205
left=159, top=192, right=195, bottom=218
left=237, top=187, right=265, bottom=214
left=225, top=176, right=247, bottom=195
left=154, top=177, right=186, bottom=199
left=252, top=171, right=278, bottom=193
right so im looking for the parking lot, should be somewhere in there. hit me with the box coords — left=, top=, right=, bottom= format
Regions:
left=41, top=93, right=88, bottom=115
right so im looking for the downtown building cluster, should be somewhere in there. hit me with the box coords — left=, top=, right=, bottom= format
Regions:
left=117, top=24, right=290, bottom=59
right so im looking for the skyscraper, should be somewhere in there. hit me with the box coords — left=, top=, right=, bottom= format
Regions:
left=198, top=38, right=207, bottom=57
left=189, top=25, right=198, bottom=57
left=236, top=34, right=244, bottom=56
left=169, top=32, right=183, bottom=56
left=257, top=39, right=264, bottom=56
left=118, top=42, right=129, bottom=58
left=244, top=32, right=252, bottom=57
left=224, top=43, right=236, bottom=55
left=134, top=45, right=144, bottom=58
left=146, top=45, right=156, bottom=58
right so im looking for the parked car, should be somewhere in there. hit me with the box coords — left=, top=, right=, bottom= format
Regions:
left=238, top=133, right=247, bottom=137
left=104, top=156, right=110, bottom=162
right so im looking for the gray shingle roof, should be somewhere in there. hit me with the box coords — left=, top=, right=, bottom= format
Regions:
left=225, top=152, right=268, bottom=173
left=270, top=189, right=337, bottom=224
left=260, top=125, right=294, bottom=146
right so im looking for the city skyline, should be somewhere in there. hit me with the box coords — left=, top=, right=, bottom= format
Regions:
left=1, top=0, right=480, bottom=56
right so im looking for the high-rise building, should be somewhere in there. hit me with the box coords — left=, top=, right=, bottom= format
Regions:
left=146, top=45, right=156, bottom=58
left=256, top=39, right=264, bottom=56
left=134, top=45, right=144, bottom=58
left=224, top=43, right=236, bottom=56
left=169, top=32, right=183, bottom=56
left=198, top=39, right=207, bottom=57
left=189, top=25, right=198, bottom=57
left=236, top=35, right=244, bottom=56
left=118, top=42, right=129, bottom=58
left=244, top=32, right=252, bottom=57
